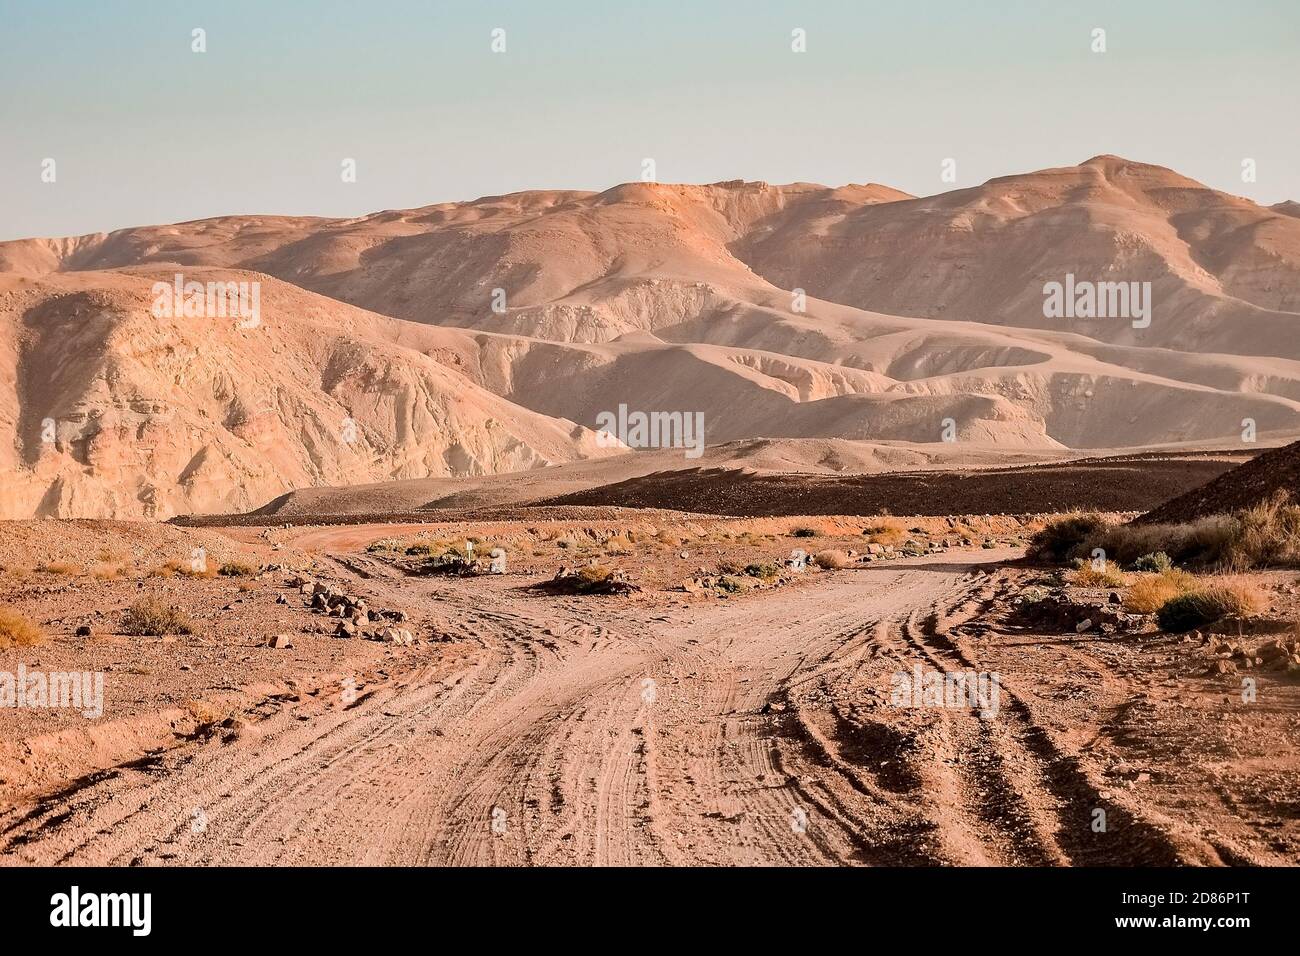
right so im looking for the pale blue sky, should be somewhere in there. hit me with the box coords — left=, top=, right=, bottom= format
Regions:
left=2, top=0, right=1296, bottom=241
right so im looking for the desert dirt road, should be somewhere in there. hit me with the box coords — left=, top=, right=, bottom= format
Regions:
left=0, top=540, right=1207, bottom=866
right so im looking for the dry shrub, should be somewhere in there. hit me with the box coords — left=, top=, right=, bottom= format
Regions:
left=91, top=563, right=123, bottom=580
left=403, top=540, right=444, bottom=556
left=155, top=559, right=216, bottom=579
left=601, top=534, right=634, bottom=555
left=535, top=564, right=638, bottom=595
left=37, top=561, right=79, bottom=575
left=1222, top=491, right=1300, bottom=570
left=218, top=561, right=258, bottom=577
left=1124, top=569, right=1196, bottom=613
left=1034, top=503, right=1298, bottom=572
left=863, top=522, right=907, bottom=547
left=1027, top=513, right=1110, bottom=562
left=1068, top=562, right=1129, bottom=588
left=0, top=608, right=44, bottom=648
left=121, top=599, right=194, bottom=636
left=813, top=550, right=852, bottom=570
left=1156, top=577, right=1266, bottom=632
left=1095, top=517, right=1240, bottom=569
left=185, top=699, right=224, bottom=726
left=410, top=552, right=480, bottom=577
left=654, top=529, right=686, bottom=547
left=1093, top=492, right=1300, bottom=572
left=577, top=564, right=613, bottom=585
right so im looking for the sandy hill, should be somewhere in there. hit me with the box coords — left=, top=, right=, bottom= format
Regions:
left=0, top=270, right=618, bottom=518
left=3, top=156, right=1299, bottom=518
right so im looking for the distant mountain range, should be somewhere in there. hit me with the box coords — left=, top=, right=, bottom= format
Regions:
left=3, top=155, right=1298, bottom=518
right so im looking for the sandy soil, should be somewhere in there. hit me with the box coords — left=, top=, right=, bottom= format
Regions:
left=2, top=517, right=1294, bottom=866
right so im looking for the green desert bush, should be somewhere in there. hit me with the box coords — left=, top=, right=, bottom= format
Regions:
left=1130, top=551, right=1173, bottom=573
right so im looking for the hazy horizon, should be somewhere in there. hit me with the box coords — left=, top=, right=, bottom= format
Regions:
left=2, top=0, right=1298, bottom=242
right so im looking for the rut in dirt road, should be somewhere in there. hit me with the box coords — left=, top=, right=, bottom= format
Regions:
left=0, top=549, right=1196, bottom=866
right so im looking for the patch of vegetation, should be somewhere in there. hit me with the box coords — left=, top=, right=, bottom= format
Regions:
left=0, top=608, right=45, bottom=648
left=601, top=534, right=634, bottom=555
left=862, top=522, right=907, bottom=547
left=1124, top=569, right=1197, bottom=614
left=121, top=599, right=194, bottom=636
left=1130, top=551, right=1173, bottom=573
left=1027, top=513, right=1109, bottom=563
left=813, top=550, right=852, bottom=570
left=533, top=564, right=640, bottom=596
left=153, top=560, right=217, bottom=579
left=410, top=553, right=481, bottom=577
left=743, top=562, right=780, bottom=579
left=218, top=561, right=258, bottom=577
left=1222, top=491, right=1300, bottom=569
left=1156, top=579, right=1266, bottom=632
left=1038, top=493, right=1300, bottom=573
left=1068, top=560, right=1129, bottom=588
left=36, top=561, right=79, bottom=575
left=791, top=528, right=818, bottom=538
